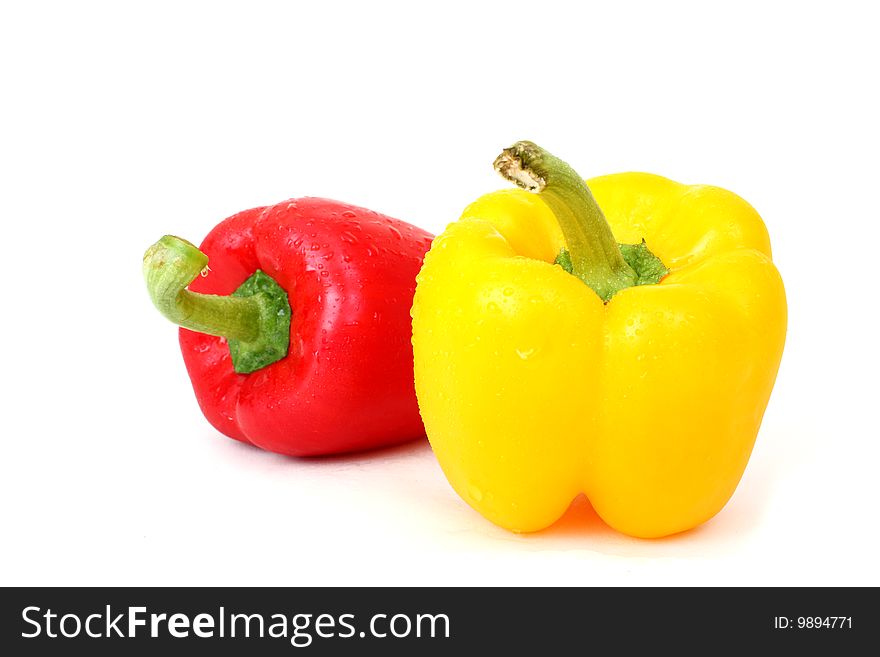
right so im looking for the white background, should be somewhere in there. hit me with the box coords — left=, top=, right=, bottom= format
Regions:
left=2, top=1, right=878, bottom=586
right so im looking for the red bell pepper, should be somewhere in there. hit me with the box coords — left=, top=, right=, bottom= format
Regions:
left=143, top=197, right=433, bottom=456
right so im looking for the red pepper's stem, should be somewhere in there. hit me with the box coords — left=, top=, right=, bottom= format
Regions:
left=144, top=236, right=262, bottom=340
left=143, top=236, right=290, bottom=373
left=494, top=141, right=637, bottom=302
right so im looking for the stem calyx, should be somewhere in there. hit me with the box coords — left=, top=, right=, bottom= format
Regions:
left=143, top=235, right=290, bottom=374
left=494, top=141, right=667, bottom=301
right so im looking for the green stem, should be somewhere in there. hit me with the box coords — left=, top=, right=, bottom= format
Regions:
left=494, top=141, right=638, bottom=302
left=143, top=235, right=290, bottom=374
left=143, top=236, right=262, bottom=341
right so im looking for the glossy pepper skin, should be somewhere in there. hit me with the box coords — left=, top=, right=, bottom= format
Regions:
left=146, top=197, right=433, bottom=456
left=411, top=142, right=786, bottom=538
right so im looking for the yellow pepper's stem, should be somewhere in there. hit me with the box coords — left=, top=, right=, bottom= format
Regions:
left=494, top=141, right=638, bottom=302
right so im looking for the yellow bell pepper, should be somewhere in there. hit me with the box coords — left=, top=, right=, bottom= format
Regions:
left=411, top=141, right=786, bottom=538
